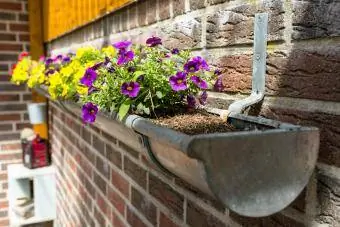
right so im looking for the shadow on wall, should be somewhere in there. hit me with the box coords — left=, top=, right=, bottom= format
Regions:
left=243, top=0, right=340, bottom=226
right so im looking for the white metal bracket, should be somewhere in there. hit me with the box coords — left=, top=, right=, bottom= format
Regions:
left=228, top=13, right=268, bottom=114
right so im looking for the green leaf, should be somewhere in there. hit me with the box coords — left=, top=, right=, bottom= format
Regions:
left=118, top=100, right=131, bottom=120
left=136, top=102, right=145, bottom=111
left=133, top=71, right=145, bottom=80
left=143, top=107, right=150, bottom=115
left=156, top=91, right=163, bottom=99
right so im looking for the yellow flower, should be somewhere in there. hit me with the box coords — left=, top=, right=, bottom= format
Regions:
left=77, top=85, right=88, bottom=95
left=27, top=63, right=45, bottom=88
left=61, top=84, right=69, bottom=97
left=11, top=58, right=31, bottom=84
left=101, top=45, right=116, bottom=57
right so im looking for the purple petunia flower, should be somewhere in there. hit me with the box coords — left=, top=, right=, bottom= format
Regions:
left=45, top=69, right=55, bottom=76
left=107, top=66, right=115, bottom=73
left=80, top=68, right=97, bottom=87
left=45, top=58, right=53, bottom=65
left=214, top=76, right=223, bottom=92
left=199, top=91, right=208, bottom=105
left=190, top=76, right=208, bottom=89
left=82, top=102, right=98, bottom=123
left=117, top=50, right=134, bottom=65
left=56, top=54, right=63, bottom=60
left=169, top=72, right=188, bottom=91
left=184, top=56, right=210, bottom=72
left=146, top=36, right=162, bottom=47
left=121, top=82, right=140, bottom=98
left=184, top=60, right=200, bottom=73
left=104, top=57, right=111, bottom=65
left=214, top=69, right=222, bottom=76
left=113, top=40, right=132, bottom=51
left=62, top=56, right=70, bottom=63
left=171, top=48, right=179, bottom=54
left=88, top=86, right=99, bottom=95
left=128, top=66, right=136, bottom=73
left=187, top=95, right=196, bottom=108
left=192, top=56, right=209, bottom=71
left=137, top=75, right=145, bottom=82
left=91, top=62, right=103, bottom=70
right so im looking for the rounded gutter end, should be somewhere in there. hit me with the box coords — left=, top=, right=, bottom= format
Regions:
left=188, top=128, right=319, bottom=217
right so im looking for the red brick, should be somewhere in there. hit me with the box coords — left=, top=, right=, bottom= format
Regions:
left=137, top=0, right=147, bottom=26
left=94, top=206, right=106, bottom=227
left=0, top=123, right=12, bottom=131
left=146, top=0, right=157, bottom=25
left=0, top=23, right=6, bottom=31
left=0, top=33, right=15, bottom=41
left=111, top=210, right=126, bottom=227
left=95, top=157, right=110, bottom=179
left=0, top=84, right=26, bottom=92
left=316, top=173, right=340, bottom=226
left=0, top=2, right=22, bottom=11
left=0, top=75, right=11, bottom=82
left=16, top=122, right=31, bottom=130
left=96, top=193, right=109, bottom=217
left=187, top=201, right=225, bottom=227
left=0, top=94, right=19, bottom=102
left=0, top=219, right=9, bottom=226
left=127, top=206, right=147, bottom=227
left=105, top=144, right=122, bottom=169
left=0, top=201, right=8, bottom=209
left=108, top=187, right=125, bottom=215
left=190, top=0, right=205, bottom=10
left=111, top=168, right=129, bottom=198
left=0, top=173, right=6, bottom=180
left=159, top=0, right=170, bottom=21
left=9, top=23, right=29, bottom=32
left=123, top=157, right=146, bottom=189
left=0, top=114, right=20, bottom=121
left=0, top=43, right=22, bottom=51
left=131, top=187, right=157, bottom=225
left=19, top=33, right=29, bottom=41
left=0, top=153, right=21, bottom=160
left=93, top=171, right=107, bottom=194
left=149, top=174, right=184, bottom=219
left=0, top=210, right=7, bottom=218
left=173, top=0, right=185, bottom=17
left=160, top=212, right=180, bottom=227
left=119, top=141, right=139, bottom=158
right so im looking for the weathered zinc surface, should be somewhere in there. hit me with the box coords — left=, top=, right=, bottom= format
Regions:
left=44, top=0, right=340, bottom=227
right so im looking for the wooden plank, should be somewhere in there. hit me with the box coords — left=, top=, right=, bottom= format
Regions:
left=42, top=0, right=135, bottom=41
left=28, top=0, right=48, bottom=139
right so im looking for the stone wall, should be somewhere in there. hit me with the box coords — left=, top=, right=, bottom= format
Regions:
left=0, top=0, right=30, bottom=226
left=47, top=0, right=340, bottom=226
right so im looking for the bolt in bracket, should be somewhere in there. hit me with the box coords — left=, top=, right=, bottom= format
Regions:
left=228, top=13, right=268, bottom=114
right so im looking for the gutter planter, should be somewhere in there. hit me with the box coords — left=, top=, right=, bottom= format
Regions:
left=35, top=13, right=320, bottom=217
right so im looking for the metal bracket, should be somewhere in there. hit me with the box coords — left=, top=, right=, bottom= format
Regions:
left=228, top=13, right=268, bottom=114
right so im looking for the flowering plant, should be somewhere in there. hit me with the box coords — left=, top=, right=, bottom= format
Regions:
left=11, top=37, right=223, bottom=123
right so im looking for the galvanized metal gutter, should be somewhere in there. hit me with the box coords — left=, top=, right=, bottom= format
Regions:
left=37, top=13, right=320, bottom=218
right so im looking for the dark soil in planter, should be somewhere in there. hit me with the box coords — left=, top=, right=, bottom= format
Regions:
left=152, top=112, right=235, bottom=135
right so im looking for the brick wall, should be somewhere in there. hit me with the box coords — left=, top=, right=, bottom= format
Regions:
left=47, top=0, right=340, bottom=226
left=0, top=0, right=31, bottom=226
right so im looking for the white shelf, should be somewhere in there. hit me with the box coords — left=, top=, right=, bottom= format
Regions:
left=10, top=212, right=54, bottom=226
left=8, top=164, right=55, bottom=179
left=7, top=164, right=56, bottom=227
